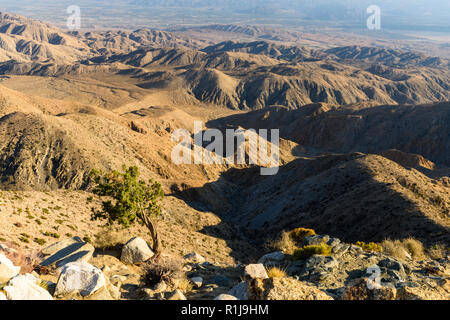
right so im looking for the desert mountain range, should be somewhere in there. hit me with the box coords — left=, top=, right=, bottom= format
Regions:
left=0, top=11, right=448, bottom=301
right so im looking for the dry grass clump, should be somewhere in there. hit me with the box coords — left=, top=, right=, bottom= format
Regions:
left=269, top=231, right=298, bottom=255
left=177, top=278, right=194, bottom=293
left=270, top=227, right=316, bottom=255
left=293, top=243, right=332, bottom=260
left=381, top=238, right=427, bottom=261
left=266, top=266, right=287, bottom=278
left=141, top=259, right=183, bottom=288
left=427, top=243, right=448, bottom=260
left=93, top=229, right=129, bottom=251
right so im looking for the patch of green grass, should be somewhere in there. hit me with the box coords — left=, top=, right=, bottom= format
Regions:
left=42, top=208, right=50, bottom=214
left=355, top=241, right=382, bottom=252
left=293, top=243, right=333, bottom=260
left=35, top=219, right=42, bottom=225
left=42, top=231, right=60, bottom=239
left=33, top=238, right=47, bottom=245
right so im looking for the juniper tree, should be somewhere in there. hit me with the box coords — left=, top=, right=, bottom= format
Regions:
left=90, top=165, right=164, bottom=258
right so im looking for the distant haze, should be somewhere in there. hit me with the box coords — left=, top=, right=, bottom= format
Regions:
left=0, top=0, right=449, bottom=32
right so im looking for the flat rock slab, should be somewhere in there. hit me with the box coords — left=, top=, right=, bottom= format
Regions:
left=40, top=239, right=94, bottom=268
left=41, top=237, right=84, bottom=256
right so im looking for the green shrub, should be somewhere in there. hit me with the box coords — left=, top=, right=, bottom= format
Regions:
left=293, top=243, right=332, bottom=260
left=290, top=228, right=316, bottom=244
left=355, top=241, right=382, bottom=252
left=33, top=238, right=46, bottom=246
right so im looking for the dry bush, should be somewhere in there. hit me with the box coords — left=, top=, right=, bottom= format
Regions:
left=266, top=266, right=287, bottom=278
left=177, top=278, right=194, bottom=293
left=382, top=238, right=427, bottom=261
left=290, top=228, right=316, bottom=244
left=93, top=229, right=129, bottom=251
left=141, top=259, right=183, bottom=288
left=0, top=242, right=42, bottom=274
left=427, top=243, right=448, bottom=260
left=269, top=231, right=297, bottom=255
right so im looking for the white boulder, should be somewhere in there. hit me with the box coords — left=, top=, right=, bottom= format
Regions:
left=0, top=253, right=20, bottom=283
left=55, top=262, right=106, bottom=297
left=4, top=274, right=53, bottom=300
left=120, top=237, right=154, bottom=265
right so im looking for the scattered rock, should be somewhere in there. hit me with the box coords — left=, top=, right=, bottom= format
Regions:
left=183, top=252, right=206, bottom=263
left=190, top=276, right=203, bottom=288
left=344, top=278, right=396, bottom=300
left=55, top=262, right=106, bottom=297
left=0, top=253, right=20, bottom=283
left=248, top=277, right=333, bottom=300
left=258, top=251, right=286, bottom=266
left=244, top=264, right=268, bottom=279
left=303, top=235, right=330, bottom=246
left=4, top=274, right=53, bottom=300
left=165, top=289, right=187, bottom=300
left=120, top=237, right=154, bottom=265
left=215, top=294, right=238, bottom=300
left=228, top=282, right=248, bottom=300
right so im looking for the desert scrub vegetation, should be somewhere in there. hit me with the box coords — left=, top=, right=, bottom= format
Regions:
left=91, top=165, right=165, bottom=258
left=354, top=241, right=382, bottom=252
left=428, top=243, right=448, bottom=260
left=381, top=238, right=427, bottom=260
left=93, top=229, right=129, bottom=251
left=290, top=228, right=316, bottom=244
left=141, top=259, right=183, bottom=289
left=266, top=266, right=288, bottom=278
left=270, top=227, right=317, bottom=254
left=293, top=243, right=332, bottom=260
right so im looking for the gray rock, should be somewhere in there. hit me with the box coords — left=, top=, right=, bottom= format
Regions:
left=286, top=261, right=306, bottom=275
left=40, top=239, right=94, bottom=268
left=303, top=235, right=330, bottom=246
left=215, top=294, right=238, bottom=300
left=244, top=264, right=268, bottom=279
left=4, top=274, right=53, bottom=300
left=55, top=262, right=106, bottom=297
left=0, top=253, right=20, bottom=283
left=183, top=252, right=206, bottom=263
left=165, top=289, right=187, bottom=300
left=258, top=251, right=286, bottom=266
left=379, top=258, right=405, bottom=276
left=327, top=238, right=341, bottom=248
left=120, top=237, right=154, bottom=265
left=190, top=276, right=203, bottom=288
left=228, top=282, right=248, bottom=300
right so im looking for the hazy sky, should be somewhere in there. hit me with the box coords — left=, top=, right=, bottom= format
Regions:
left=0, top=0, right=448, bottom=30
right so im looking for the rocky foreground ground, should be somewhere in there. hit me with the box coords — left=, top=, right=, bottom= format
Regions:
left=1, top=231, right=449, bottom=300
